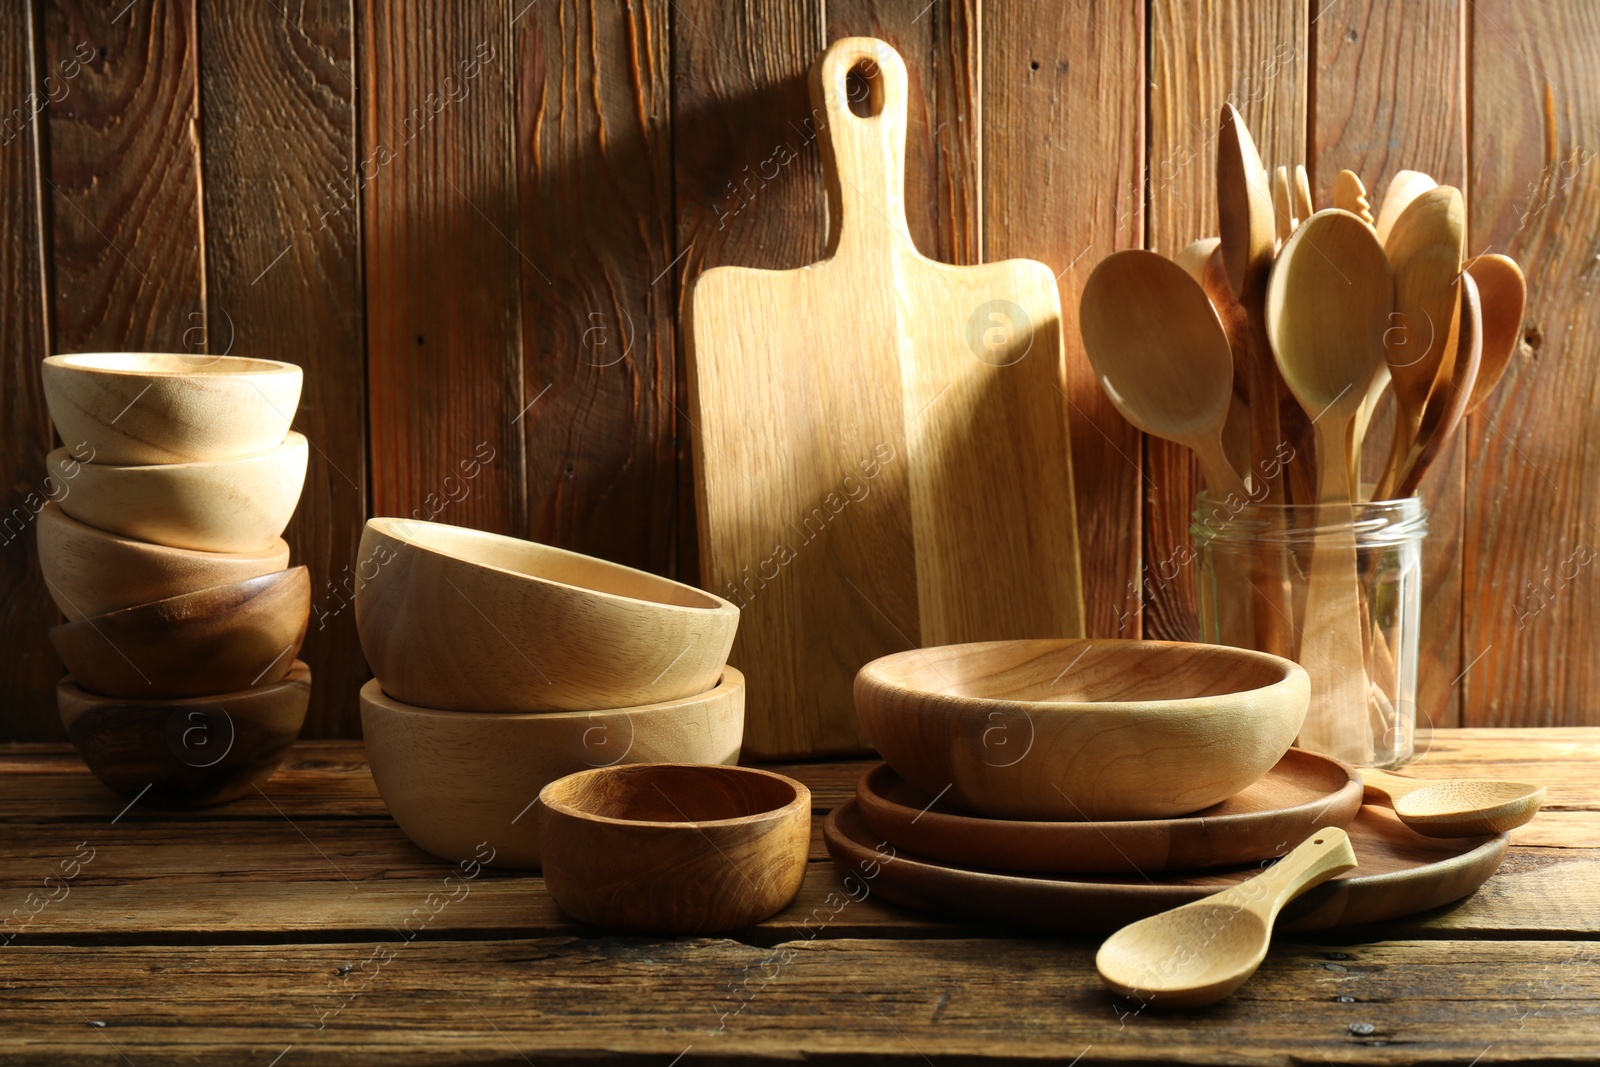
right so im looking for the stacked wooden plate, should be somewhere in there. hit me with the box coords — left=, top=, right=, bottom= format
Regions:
left=39, top=353, right=313, bottom=807
left=827, top=639, right=1509, bottom=933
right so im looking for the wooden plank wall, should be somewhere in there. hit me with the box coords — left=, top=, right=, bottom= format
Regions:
left=0, top=1, right=1595, bottom=739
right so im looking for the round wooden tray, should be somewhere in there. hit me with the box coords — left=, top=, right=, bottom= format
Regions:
left=856, top=748, right=1365, bottom=874
left=826, top=800, right=1508, bottom=933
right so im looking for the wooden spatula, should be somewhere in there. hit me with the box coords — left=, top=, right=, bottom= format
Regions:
left=687, top=38, right=1082, bottom=759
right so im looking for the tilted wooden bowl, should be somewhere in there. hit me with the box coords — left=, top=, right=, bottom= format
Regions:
left=41, top=352, right=302, bottom=465
left=539, top=763, right=810, bottom=934
left=49, top=567, right=310, bottom=699
left=58, top=660, right=311, bottom=807
left=355, top=517, right=739, bottom=712
left=48, top=432, right=308, bottom=553
left=855, top=639, right=1309, bottom=821
left=360, top=667, right=745, bottom=870
left=37, top=504, right=290, bottom=621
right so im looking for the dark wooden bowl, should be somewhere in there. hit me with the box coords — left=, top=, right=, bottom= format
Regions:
left=49, top=567, right=310, bottom=699
left=58, top=661, right=311, bottom=808
left=539, top=764, right=810, bottom=933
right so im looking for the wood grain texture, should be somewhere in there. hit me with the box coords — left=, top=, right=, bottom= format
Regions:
left=1464, top=1, right=1600, bottom=727
left=982, top=0, right=1143, bottom=641
left=1144, top=0, right=1306, bottom=644
left=0, top=0, right=61, bottom=741
left=1314, top=0, right=1468, bottom=729
left=198, top=0, right=367, bottom=736
left=515, top=0, right=678, bottom=576
left=361, top=0, right=524, bottom=535
left=39, top=0, right=205, bottom=354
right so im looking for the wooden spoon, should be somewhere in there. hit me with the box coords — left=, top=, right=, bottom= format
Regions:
left=1080, top=250, right=1248, bottom=498
left=1464, top=253, right=1527, bottom=414
left=1266, top=209, right=1394, bottom=762
left=1393, top=271, right=1483, bottom=496
left=1334, top=170, right=1374, bottom=227
left=1374, top=169, right=1439, bottom=245
left=1379, top=185, right=1465, bottom=498
left=1363, top=768, right=1544, bottom=837
left=1097, top=828, right=1358, bottom=1008
left=1271, top=165, right=1295, bottom=243
left=1293, top=164, right=1315, bottom=222
left=1175, top=236, right=1222, bottom=285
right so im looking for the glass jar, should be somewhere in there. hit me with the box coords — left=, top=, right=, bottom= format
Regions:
left=1191, top=493, right=1428, bottom=768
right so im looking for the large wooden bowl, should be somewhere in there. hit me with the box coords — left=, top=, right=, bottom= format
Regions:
left=359, top=667, right=745, bottom=869
left=49, top=567, right=310, bottom=699
left=356, top=517, right=739, bottom=712
left=58, top=660, right=311, bottom=807
left=37, top=505, right=290, bottom=621
left=49, top=433, right=308, bottom=552
left=854, top=639, right=1309, bottom=821
left=41, top=352, right=302, bottom=465
left=539, top=763, right=810, bottom=934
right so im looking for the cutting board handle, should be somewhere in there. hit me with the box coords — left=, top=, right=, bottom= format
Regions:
left=811, top=37, right=910, bottom=258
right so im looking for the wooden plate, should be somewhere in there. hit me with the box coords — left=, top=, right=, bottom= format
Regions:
left=826, top=800, right=1508, bottom=933
left=856, top=748, right=1364, bottom=874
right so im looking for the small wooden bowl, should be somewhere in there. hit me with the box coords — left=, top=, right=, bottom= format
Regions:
left=539, top=763, right=810, bottom=934
left=58, top=660, right=311, bottom=807
left=49, top=567, right=310, bottom=699
left=360, top=667, right=745, bottom=869
left=41, top=352, right=302, bottom=465
left=36, top=504, right=290, bottom=621
left=356, top=517, right=739, bottom=712
left=49, top=433, right=308, bottom=552
left=855, top=639, right=1309, bottom=821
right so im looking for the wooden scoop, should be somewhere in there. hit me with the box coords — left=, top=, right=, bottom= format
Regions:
left=1097, top=828, right=1358, bottom=1009
left=1363, top=768, right=1545, bottom=837
left=1080, top=250, right=1248, bottom=498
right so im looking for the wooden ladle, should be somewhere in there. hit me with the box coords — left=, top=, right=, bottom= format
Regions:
left=1266, top=209, right=1394, bottom=762
left=1080, top=249, right=1248, bottom=498
left=1362, top=769, right=1545, bottom=837
left=1097, top=828, right=1358, bottom=1009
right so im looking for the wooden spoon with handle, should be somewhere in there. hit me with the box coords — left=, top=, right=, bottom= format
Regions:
left=1266, top=209, right=1394, bottom=763
left=1464, top=253, right=1527, bottom=414
left=1362, top=768, right=1544, bottom=837
left=1097, top=828, right=1358, bottom=1008
left=1080, top=250, right=1248, bottom=498
left=1393, top=272, right=1482, bottom=496
left=1293, top=164, right=1315, bottom=222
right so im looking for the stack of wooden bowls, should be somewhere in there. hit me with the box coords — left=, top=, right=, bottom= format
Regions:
left=39, top=353, right=313, bottom=807
left=354, top=517, right=743, bottom=869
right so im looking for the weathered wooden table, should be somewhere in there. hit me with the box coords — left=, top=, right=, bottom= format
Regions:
left=1, top=728, right=1595, bottom=1064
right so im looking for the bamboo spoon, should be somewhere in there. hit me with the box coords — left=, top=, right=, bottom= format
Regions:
left=1293, top=164, right=1315, bottom=222
left=1271, top=165, right=1295, bottom=243
left=1378, top=185, right=1466, bottom=498
left=1393, top=272, right=1483, bottom=496
left=1175, top=236, right=1221, bottom=285
left=1464, top=253, right=1527, bottom=413
left=1374, top=169, right=1440, bottom=245
left=1096, top=828, right=1358, bottom=1008
left=1080, top=250, right=1248, bottom=498
left=1362, top=768, right=1544, bottom=837
left=1266, top=209, right=1394, bottom=762
left=1334, top=170, right=1374, bottom=227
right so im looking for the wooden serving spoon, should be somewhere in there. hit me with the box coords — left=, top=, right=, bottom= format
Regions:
left=1379, top=185, right=1465, bottom=499
left=1374, top=169, right=1440, bottom=245
left=1175, top=236, right=1222, bottom=285
left=1266, top=209, right=1394, bottom=762
left=1097, top=828, right=1358, bottom=1008
left=1293, top=164, right=1315, bottom=222
left=1363, top=768, right=1545, bottom=837
left=1080, top=250, right=1248, bottom=498
left=1334, top=170, right=1374, bottom=227
left=1464, top=253, right=1528, bottom=413
left=1393, top=271, right=1483, bottom=496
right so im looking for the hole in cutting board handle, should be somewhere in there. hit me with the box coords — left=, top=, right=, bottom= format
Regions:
left=844, top=58, right=885, bottom=118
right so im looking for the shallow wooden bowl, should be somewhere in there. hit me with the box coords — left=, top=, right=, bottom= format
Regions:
left=854, top=639, right=1309, bottom=821
left=356, top=517, right=739, bottom=712
left=49, top=433, right=308, bottom=552
left=49, top=567, right=310, bottom=699
left=540, top=763, right=810, bottom=934
left=359, top=667, right=745, bottom=869
left=37, top=505, right=290, bottom=621
left=41, top=352, right=302, bottom=465
left=58, top=660, right=311, bottom=808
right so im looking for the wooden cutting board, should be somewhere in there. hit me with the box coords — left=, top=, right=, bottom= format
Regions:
left=687, top=38, right=1083, bottom=759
